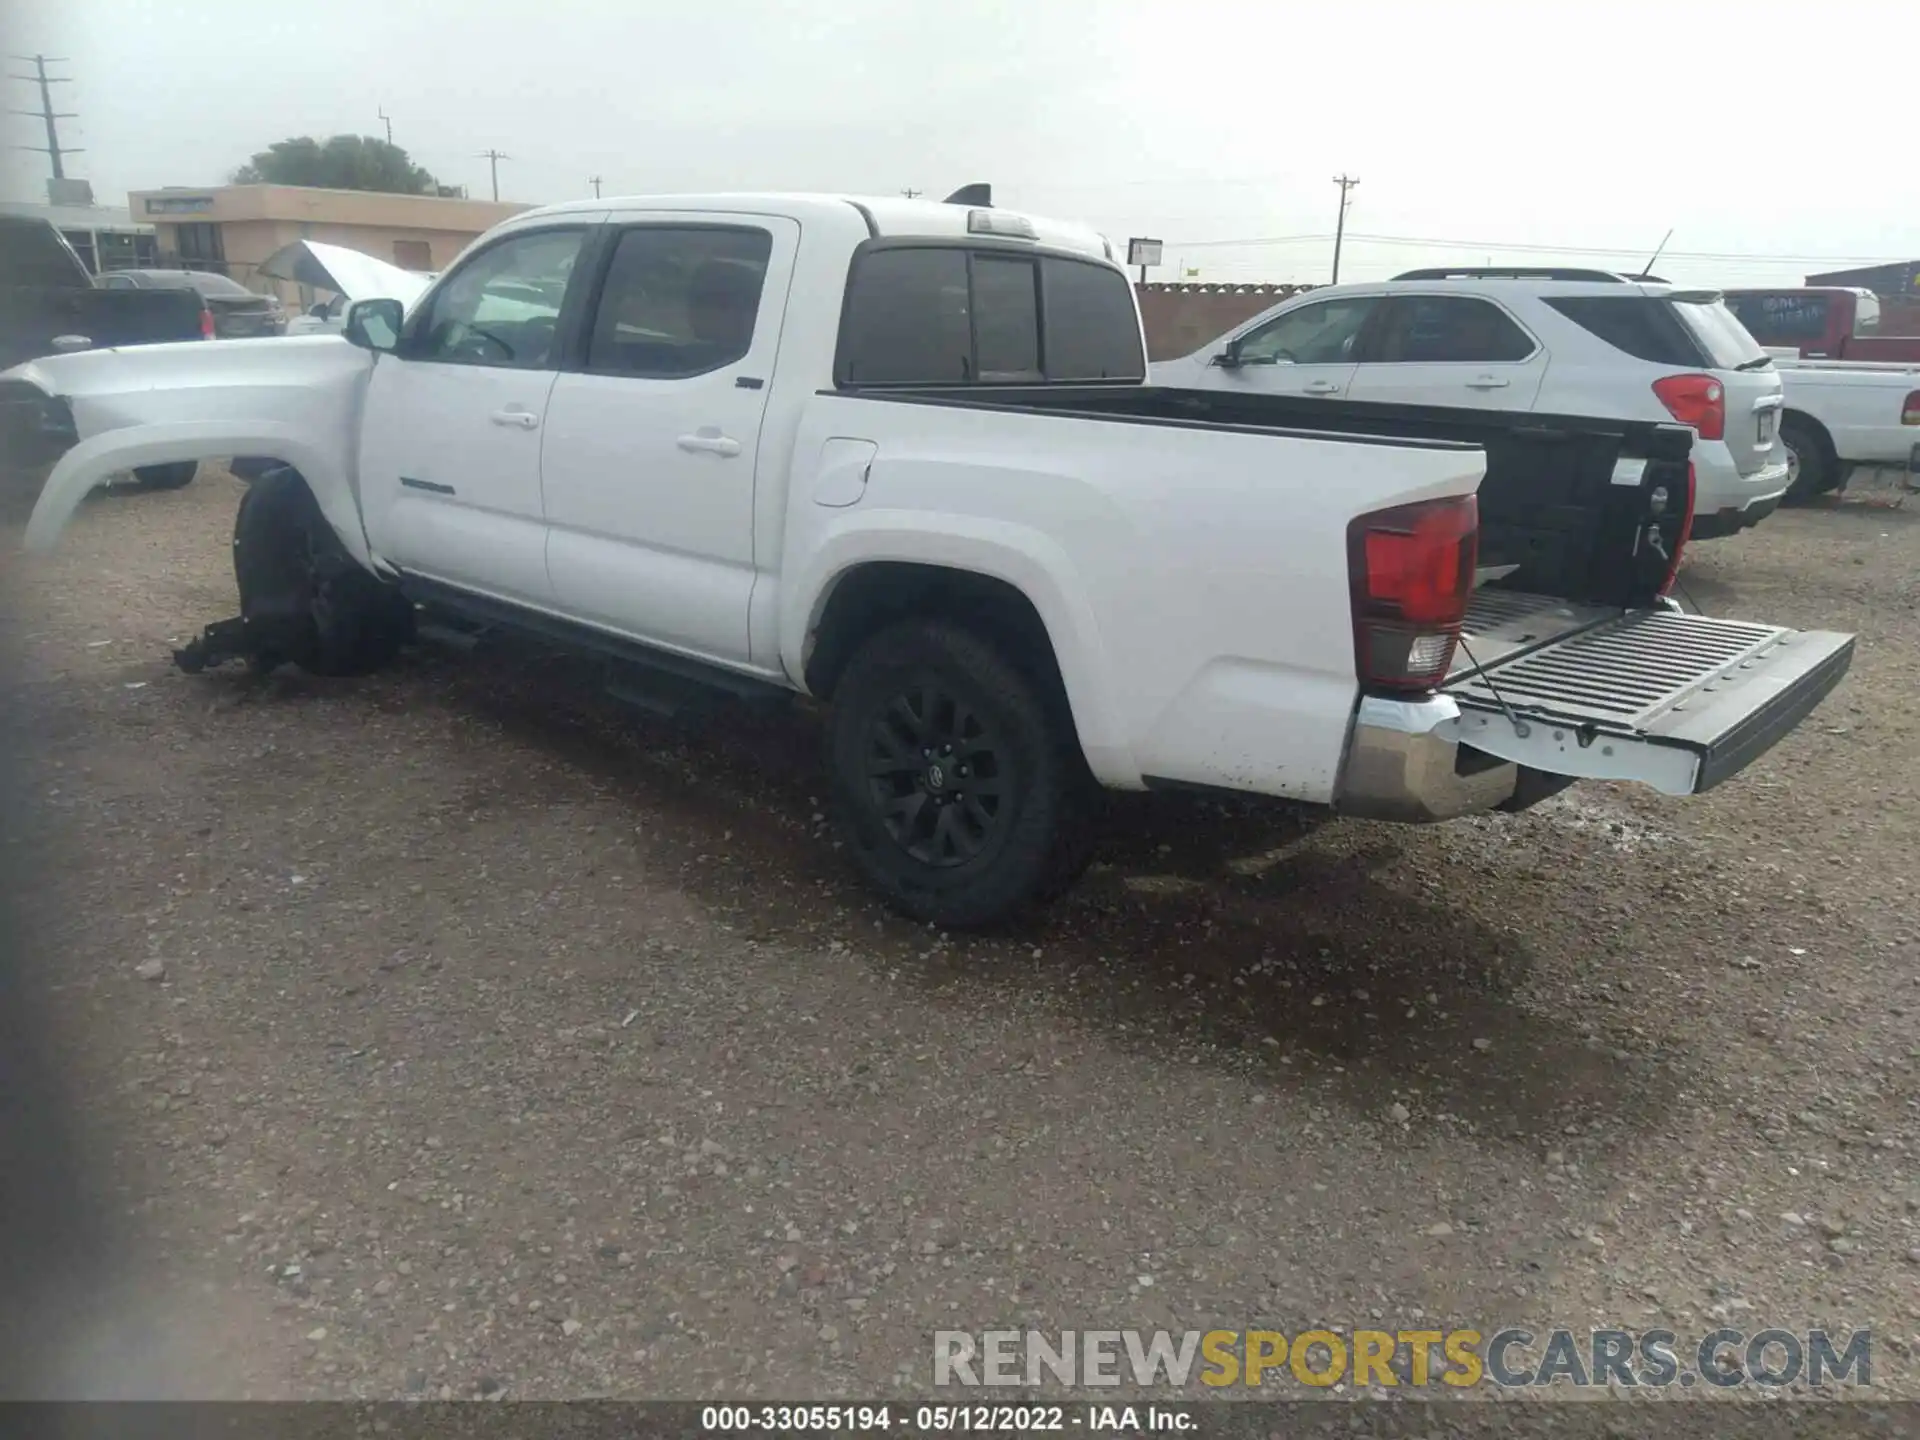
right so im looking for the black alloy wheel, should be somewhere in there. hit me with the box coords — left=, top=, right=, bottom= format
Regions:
left=865, top=678, right=1011, bottom=868
left=828, top=620, right=1100, bottom=927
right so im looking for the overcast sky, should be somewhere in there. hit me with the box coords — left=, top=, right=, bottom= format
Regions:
left=2, top=0, right=1913, bottom=288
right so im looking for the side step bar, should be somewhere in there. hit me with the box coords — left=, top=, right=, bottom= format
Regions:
left=402, top=577, right=792, bottom=716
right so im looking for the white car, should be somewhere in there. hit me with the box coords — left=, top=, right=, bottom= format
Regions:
left=6, top=194, right=1853, bottom=926
left=256, top=239, right=434, bottom=337
left=1155, top=268, right=1790, bottom=540
left=1766, top=359, right=1920, bottom=500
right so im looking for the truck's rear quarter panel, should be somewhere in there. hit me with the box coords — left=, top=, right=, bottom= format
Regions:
left=784, top=392, right=1485, bottom=800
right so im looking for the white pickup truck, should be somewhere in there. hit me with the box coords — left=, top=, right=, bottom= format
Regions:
left=5, top=190, right=1857, bottom=925
left=1768, top=357, right=1920, bottom=500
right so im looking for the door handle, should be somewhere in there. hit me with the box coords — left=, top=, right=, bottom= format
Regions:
left=489, top=408, right=539, bottom=430
left=50, top=334, right=93, bottom=353
left=677, top=431, right=742, bottom=457
left=1302, top=380, right=1341, bottom=395
left=1465, top=376, right=1511, bottom=390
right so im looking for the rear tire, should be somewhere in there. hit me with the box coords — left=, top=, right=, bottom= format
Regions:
left=234, top=468, right=413, bottom=677
left=828, top=620, right=1097, bottom=927
left=131, top=461, right=198, bottom=490
left=1781, top=416, right=1838, bottom=503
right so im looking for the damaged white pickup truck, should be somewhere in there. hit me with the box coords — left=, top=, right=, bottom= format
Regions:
left=6, top=189, right=1856, bottom=925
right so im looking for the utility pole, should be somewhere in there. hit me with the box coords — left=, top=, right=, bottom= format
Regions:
left=478, top=149, right=510, bottom=202
left=378, top=107, right=393, bottom=145
left=901, top=187, right=922, bottom=199
left=1330, top=173, right=1360, bottom=284
left=6, top=54, right=82, bottom=180
left=588, top=175, right=602, bottom=199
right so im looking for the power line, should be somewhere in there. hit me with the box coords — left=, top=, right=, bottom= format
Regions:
left=588, top=175, right=602, bottom=199
left=6, top=54, right=81, bottom=181
left=378, top=107, right=393, bottom=145
left=1164, top=227, right=1915, bottom=267
left=1330, top=174, right=1359, bottom=284
left=901, top=187, right=922, bottom=199
left=477, top=148, right=510, bottom=202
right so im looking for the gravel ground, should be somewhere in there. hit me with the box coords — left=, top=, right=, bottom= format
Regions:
left=3, top=465, right=1917, bottom=1406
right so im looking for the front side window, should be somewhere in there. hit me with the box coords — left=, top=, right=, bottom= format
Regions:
left=412, top=227, right=584, bottom=369
left=1237, top=296, right=1377, bottom=365
left=1367, top=295, right=1535, bottom=363
left=585, top=226, right=773, bottom=379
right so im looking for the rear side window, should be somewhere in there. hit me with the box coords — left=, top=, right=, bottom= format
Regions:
left=1368, top=296, right=1536, bottom=363
left=585, top=225, right=773, bottom=379
left=1545, top=296, right=1704, bottom=367
left=839, top=245, right=1145, bottom=385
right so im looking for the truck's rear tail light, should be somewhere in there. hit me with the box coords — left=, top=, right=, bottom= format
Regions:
left=1902, top=390, right=1920, bottom=426
left=1347, top=494, right=1478, bottom=693
left=199, top=307, right=216, bottom=340
left=1658, top=462, right=1697, bottom=599
left=1652, top=373, right=1726, bottom=441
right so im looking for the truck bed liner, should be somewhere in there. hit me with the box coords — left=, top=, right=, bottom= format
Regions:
left=1452, top=589, right=1615, bottom=677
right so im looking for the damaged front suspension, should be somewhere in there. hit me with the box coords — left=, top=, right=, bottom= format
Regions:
left=171, top=613, right=309, bottom=675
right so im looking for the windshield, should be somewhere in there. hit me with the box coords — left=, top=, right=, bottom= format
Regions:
left=1675, top=298, right=1770, bottom=371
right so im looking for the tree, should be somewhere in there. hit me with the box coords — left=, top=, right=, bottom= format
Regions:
left=231, top=135, right=439, bottom=195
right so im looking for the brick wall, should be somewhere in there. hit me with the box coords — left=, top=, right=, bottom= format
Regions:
left=1134, top=282, right=1318, bottom=361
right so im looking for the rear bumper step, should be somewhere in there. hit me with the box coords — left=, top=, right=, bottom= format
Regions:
left=1442, top=610, right=1854, bottom=795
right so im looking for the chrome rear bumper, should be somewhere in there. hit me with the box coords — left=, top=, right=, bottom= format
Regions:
left=1336, top=694, right=1517, bottom=823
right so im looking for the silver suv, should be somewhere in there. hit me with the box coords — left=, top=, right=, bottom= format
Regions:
left=1156, top=267, right=1789, bottom=539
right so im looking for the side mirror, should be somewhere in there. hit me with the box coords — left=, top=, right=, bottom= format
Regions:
left=308, top=302, right=330, bottom=318
left=344, top=298, right=403, bottom=353
left=1213, top=338, right=1244, bottom=369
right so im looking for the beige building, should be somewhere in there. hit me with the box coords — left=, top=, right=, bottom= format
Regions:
left=126, top=184, right=530, bottom=304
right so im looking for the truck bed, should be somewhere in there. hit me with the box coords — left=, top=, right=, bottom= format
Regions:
left=849, top=383, right=1697, bottom=612
left=1452, top=589, right=1616, bottom=677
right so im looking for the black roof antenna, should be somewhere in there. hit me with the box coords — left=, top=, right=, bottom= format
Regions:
left=942, top=184, right=991, bottom=206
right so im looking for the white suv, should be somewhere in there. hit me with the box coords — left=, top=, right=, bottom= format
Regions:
left=1155, top=268, right=1790, bottom=539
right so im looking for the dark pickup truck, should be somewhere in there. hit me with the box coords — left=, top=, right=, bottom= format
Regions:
left=1, top=214, right=208, bottom=489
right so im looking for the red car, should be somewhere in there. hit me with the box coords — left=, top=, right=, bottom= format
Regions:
left=1723, top=287, right=1920, bottom=363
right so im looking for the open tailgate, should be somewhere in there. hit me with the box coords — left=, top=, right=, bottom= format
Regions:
left=1442, top=609, right=1854, bottom=795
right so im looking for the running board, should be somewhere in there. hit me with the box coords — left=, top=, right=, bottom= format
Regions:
left=402, top=577, right=791, bottom=707
left=1442, top=610, right=1854, bottom=795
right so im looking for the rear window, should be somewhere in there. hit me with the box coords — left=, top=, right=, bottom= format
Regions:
left=1674, top=298, right=1770, bottom=371
left=839, top=245, right=1145, bottom=386
left=1724, top=293, right=1829, bottom=345
left=1544, top=296, right=1703, bottom=367
left=1040, top=259, right=1146, bottom=381
left=187, top=272, right=256, bottom=298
